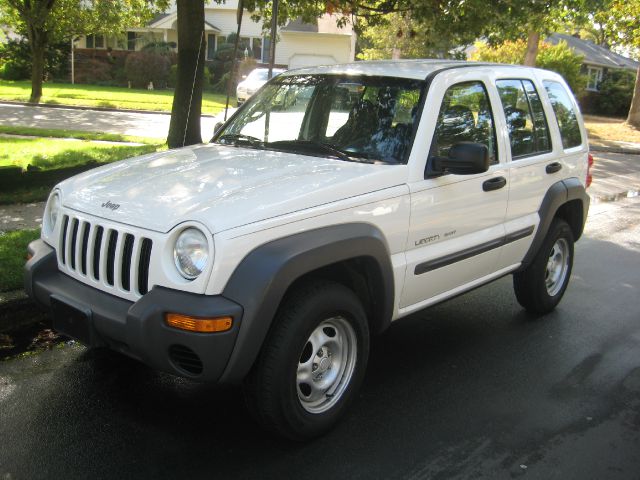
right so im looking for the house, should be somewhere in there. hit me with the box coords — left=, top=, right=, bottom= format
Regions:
left=77, top=0, right=356, bottom=70
left=547, top=33, right=639, bottom=92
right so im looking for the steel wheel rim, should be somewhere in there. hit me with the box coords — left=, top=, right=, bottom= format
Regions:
left=296, top=316, right=358, bottom=414
left=545, top=238, right=570, bottom=296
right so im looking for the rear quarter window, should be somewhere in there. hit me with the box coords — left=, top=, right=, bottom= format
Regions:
left=543, top=81, right=583, bottom=149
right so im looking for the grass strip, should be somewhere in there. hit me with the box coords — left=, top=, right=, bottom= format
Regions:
left=0, top=229, right=40, bottom=292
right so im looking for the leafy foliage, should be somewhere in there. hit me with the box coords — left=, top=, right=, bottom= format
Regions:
left=0, top=39, right=69, bottom=81
left=357, top=12, right=466, bottom=60
left=125, top=51, right=171, bottom=89
left=472, top=40, right=586, bottom=94
left=591, top=69, right=637, bottom=116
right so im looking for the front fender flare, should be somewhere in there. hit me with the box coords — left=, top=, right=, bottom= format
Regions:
left=219, top=223, right=394, bottom=384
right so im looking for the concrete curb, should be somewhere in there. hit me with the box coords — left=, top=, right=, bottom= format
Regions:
left=589, top=144, right=640, bottom=155
left=0, top=100, right=218, bottom=118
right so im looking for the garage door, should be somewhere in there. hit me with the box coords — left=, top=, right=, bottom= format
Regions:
left=288, top=55, right=337, bottom=69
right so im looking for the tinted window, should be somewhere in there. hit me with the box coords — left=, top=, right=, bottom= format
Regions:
left=496, top=79, right=551, bottom=158
left=543, top=81, right=582, bottom=149
left=431, top=81, right=497, bottom=165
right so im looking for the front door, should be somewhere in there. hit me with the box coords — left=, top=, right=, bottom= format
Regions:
left=400, top=78, right=509, bottom=311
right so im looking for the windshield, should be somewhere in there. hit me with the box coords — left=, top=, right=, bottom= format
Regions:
left=214, top=74, right=425, bottom=164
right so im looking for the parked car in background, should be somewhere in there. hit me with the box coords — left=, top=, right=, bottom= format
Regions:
left=236, top=67, right=286, bottom=105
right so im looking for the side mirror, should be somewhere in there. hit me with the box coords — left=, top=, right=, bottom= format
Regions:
left=429, top=142, right=490, bottom=176
left=214, top=122, right=224, bottom=134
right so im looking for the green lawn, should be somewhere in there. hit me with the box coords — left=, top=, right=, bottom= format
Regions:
left=0, top=229, right=40, bottom=292
left=0, top=136, right=160, bottom=170
left=0, top=80, right=233, bottom=115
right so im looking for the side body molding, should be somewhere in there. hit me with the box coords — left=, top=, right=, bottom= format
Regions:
left=219, top=223, right=395, bottom=384
left=520, top=177, right=590, bottom=270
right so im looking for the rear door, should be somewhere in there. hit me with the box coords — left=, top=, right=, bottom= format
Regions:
left=494, top=75, right=588, bottom=269
left=400, top=71, right=509, bottom=311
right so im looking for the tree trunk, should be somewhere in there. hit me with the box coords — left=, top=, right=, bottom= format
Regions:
left=28, top=28, right=47, bottom=103
left=523, top=30, right=540, bottom=67
left=167, top=0, right=205, bottom=148
left=627, top=66, right=640, bottom=129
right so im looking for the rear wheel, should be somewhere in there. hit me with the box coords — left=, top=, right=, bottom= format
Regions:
left=514, top=218, right=574, bottom=314
left=243, top=281, right=369, bottom=440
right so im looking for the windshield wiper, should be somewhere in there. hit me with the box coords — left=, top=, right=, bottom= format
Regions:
left=266, top=140, right=372, bottom=163
left=217, top=133, right=264, bottom=148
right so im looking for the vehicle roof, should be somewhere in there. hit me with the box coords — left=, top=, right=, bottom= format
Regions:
left=283, top=60, right=539, bottom=80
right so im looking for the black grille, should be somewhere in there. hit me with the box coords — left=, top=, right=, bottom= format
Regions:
left=93, top=226, right=103, bottom=280
left=70, top=218, right=79, bottom=269
left=138, top=238, right=153, bottom=295
left=106, top=230, right=118, bottom=286
left=169, top=345, right=203, bottom=375
left=80, top=222, right=90, bottom=275
left=121, top=234, right=134, bottom=291
left=58, top=214, right=152, bottom=296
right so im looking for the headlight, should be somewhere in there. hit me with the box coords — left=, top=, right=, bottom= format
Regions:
left=44, top=192, right=60, bottom=234
left=173, top=228, right=209, bottom=280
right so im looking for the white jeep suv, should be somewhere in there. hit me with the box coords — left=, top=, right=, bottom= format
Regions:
left=26, top=60, right=592, bottom=440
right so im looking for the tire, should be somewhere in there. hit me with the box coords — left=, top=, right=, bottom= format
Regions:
left=243, top=280, right=369, bottom=441
left=513, top=218, right=574, bottom=314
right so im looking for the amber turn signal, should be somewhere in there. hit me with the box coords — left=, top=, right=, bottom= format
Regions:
left=165, top=313, right=233, bottom=333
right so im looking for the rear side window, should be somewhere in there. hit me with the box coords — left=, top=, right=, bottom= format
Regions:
left=543, top=81, right=583, bottom=149
left=431, top=81, right=498, bottom=165
left=496, top=79, right=551, bottom=158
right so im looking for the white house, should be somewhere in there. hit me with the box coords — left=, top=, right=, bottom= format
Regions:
left=79, top=1, right=356, bottom=69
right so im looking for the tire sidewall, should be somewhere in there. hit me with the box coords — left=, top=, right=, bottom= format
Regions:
left=535, top=220, right=575, bottom=310
left=272, top=285, right=369, bottom=439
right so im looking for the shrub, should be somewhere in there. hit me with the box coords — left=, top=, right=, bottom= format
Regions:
left=590, top=69, right=636, bottom=116
left=0, top=39, right=70, bottom=81
left=167, top=64, right=212, bottom=89
left=124, top=51, right=171, bottom=89
left=472, top=39, right=586, bottom=95
left=74, top=58, right=113, bottom=84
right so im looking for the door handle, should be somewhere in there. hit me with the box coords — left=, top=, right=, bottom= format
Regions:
left=482, top=176, right=507, bottom=192
left=546, top=162, right=562, bottom=174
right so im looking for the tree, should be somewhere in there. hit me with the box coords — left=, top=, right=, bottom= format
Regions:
left=472, top=39, right=586, bottom=94
left=356, top=12, right=469, bottom=60
left=167, top=0, right=206, bottom=148
left=0, top=0, right=165, bottom=103
left=597, top=0, right=640, bottom=127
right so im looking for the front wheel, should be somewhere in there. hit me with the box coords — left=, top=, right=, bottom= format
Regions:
left=243, top=281, right=369, bottom=440
left=513, top=218, right=574, bottom=314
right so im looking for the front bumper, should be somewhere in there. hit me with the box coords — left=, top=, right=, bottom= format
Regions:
left=25, top=239, right=243, bottom=382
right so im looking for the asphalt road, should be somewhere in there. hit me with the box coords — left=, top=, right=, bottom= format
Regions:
left=1, top=194, right=638, bottom=479
left=0, top=103, right=221, bottom=140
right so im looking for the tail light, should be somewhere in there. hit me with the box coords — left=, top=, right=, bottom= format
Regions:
left=586, top=153, right=594, bottom=188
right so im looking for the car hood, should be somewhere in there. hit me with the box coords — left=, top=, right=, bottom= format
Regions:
left=59, top=144, right=406, bottom=234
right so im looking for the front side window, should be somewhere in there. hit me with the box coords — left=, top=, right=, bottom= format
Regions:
left=430, top=81, right=497, bottom=165
left=543, top=81, right=583, bottom=149
left=215, top=74, right=425, bottom=164
left=496, top=79, right=551, bottom=158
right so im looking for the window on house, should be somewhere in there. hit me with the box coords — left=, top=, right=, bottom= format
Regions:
left=207, top=34, right=216, bottom=59
left=543, top=80, right=583, bottom=149
left=496, top=79, right=551, bottom=158
left=586, top=67, right=603, bottom=91
left=127, top=32, right=137, bottom=51
left=94, top=34, right=105, bottom=49
left=86, top=34, right=94, bottom=49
